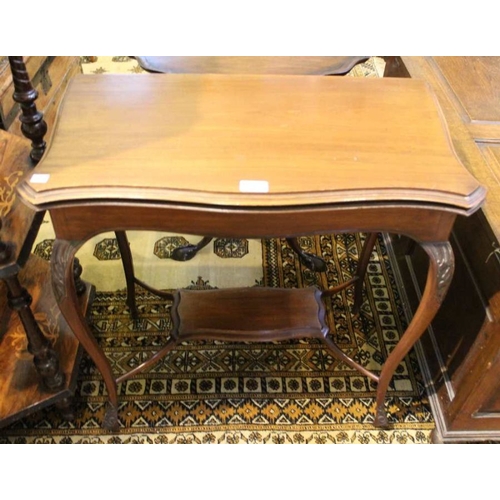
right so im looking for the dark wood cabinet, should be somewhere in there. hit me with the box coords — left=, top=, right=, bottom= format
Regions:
left=386, top=57, right=500, bottom=442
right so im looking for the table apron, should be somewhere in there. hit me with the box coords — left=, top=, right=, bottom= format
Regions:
left=49, top=202, right=457, bottom=244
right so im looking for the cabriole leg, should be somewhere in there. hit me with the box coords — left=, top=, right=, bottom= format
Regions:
left=51, top=239, right=120, bottom=430
left=374, top=241, right=454, bottom=427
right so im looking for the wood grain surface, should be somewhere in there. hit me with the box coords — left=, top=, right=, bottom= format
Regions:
left=0, top=254, right=94, bottom=427
left=172, top=287, right=328, bottom=342
left=433, top=57, right=500, bottom=124
left=18, top=74, right=485, bottom=212
left=397, top=57, right=499, bottom=242
left=0, top=130, right=39, bottom=276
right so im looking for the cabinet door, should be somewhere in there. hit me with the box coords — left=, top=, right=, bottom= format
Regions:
left=393, top=208, right=500, bottom=437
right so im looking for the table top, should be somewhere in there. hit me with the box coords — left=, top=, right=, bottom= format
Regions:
left=18, top=73, right=485, bottom=213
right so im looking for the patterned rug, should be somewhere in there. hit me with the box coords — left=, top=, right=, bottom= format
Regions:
left=0, top=233, right=434, bottom=443
left=0, top=57, right=434, bottom=443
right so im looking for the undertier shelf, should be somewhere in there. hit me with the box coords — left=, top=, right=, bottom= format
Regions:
left=171, top=286, right=329, bottom=342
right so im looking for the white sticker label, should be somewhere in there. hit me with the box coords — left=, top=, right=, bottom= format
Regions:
left=239, top=180, right=269, bottom=193
left=30, top=173, right=50, bottom=184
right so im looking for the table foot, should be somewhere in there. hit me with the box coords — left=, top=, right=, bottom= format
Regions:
left=55, top=396, right=76, bottom=421
left=171, top=236, right=213, bottom=261
left=285, top=237, right=327, bottom=272
left=32, top=349, right=66, bottom=392
left=374, top=405, right=390, bottom=428
left=103, top=403, right=119, bottom=431
left=171, top=236, right=329, bottom=273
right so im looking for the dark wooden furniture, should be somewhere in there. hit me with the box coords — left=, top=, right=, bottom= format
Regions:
left=17, top=74, right=485, bottom=430
left=129, top=56, right=370, bottom=275
left=134, top=56, right=369, bottom=75
left=0, top=57, right=93, bottom=428
left=0, top=56, right=82, bottom=145
left=384, top=56, right=500, bottom=442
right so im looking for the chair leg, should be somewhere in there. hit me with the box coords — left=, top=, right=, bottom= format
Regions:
left=352, top=232, right=378, bottom=314
left=115, top=231, right=138, bottom=318
left=8, top=57, right=47, bottom=164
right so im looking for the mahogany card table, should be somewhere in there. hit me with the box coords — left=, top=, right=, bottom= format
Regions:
left=17, top=74, right=486, bottom=429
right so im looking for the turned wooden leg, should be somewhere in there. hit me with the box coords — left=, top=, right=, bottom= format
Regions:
left=171, top=236, right=213, bottom=261
left=8, top=56, right=47, bottom=164
left=374, top=241, right=454, bottom=427
left=4, top=274, right=65, bottom=392
left=286, top=237, right=327, bottom=272
left=115, top=230, right=138, bottom=318
left=352, top=232, right=378, bottom=314
left=51, top=239, right=120, bottom=430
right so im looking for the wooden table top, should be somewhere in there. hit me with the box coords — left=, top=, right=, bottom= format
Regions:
left=18, top=74, right=485, bottom=213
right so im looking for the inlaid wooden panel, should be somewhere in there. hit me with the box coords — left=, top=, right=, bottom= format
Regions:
left=0, top=130, right=39, bottom=277
left=0, top=255, right=93, bottom=428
